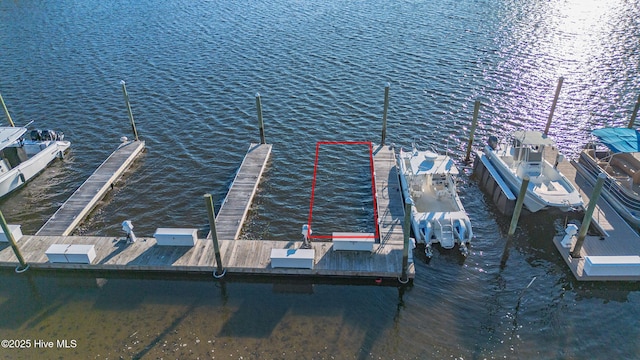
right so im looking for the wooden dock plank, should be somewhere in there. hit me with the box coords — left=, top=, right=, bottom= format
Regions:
left=37, top=140, right=146, bottom=236
left=373, top=144, right=406, bottom=246
left=215, top=143, right=272, bottom=240
left=0, top=234, right=413, bottom=279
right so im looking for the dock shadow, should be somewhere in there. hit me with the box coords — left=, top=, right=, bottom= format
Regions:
left=217, top=287, right=290, bottom=338
left=99, top=238, right=130, bottom=264
left=127, top=245, right=192, bottom=267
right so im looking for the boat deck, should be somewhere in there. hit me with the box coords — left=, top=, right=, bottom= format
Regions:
left=36, top=140, right=146, bottom=236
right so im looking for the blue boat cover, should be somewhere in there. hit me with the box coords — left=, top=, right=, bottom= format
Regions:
left=592, top=128, right=640, bottom=153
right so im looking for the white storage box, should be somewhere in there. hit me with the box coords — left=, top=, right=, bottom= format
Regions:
left=45, top=244, right=70, bottom=263
left=270, top=248, right=315, bottom=269
left=332, top=232, right=375, bottom=251
left=154, top=228, right=197, bottom=246
left=65, top=244, right=96, bottom=264
left=0, top=224, right=23, bottom=242
left=584, top=256, right=640, bottom=276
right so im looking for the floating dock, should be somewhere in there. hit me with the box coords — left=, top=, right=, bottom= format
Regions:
left=214, top=143, right=272, bottom=240
left=1, top=142, right=413, bottom=282
left=473, top=150, right=517, bottom=215
left=0, top=235, right=407, bottom=278
left=36, top=140, right=146, bottom=236
left=552, top=159, right=640, bottom=281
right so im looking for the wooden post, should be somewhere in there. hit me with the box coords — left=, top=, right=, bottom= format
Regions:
left=381, top=83, right=390, bottom=146
left=256, top=93, right=266, bottom=144
left=204, top=194, right=225, bottom=277
left=400, top=200, right=411, bottom=283
left=627, top=94, right=640, bottom=128
left=0, top=93, right=15, bottom=127
left=571, top=173, right=606, bottom=258
left=464, top=100, right=480, bottom=162
left=544, top=77, right=564, bottom=136
left=0, top=211, right=28, bottom=271
left=508, top=176, right=530, bottom=236
left=120, top=80, right=139, bottom=141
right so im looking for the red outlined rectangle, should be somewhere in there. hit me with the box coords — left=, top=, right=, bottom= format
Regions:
left=306, top=141, right=379, bottom=241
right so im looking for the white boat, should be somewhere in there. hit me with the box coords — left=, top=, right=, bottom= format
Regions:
left=0, top=125, right=70, bottom=198
left=483, top=130, right=583, bottom=212
left=575, top=128, right=640, bottom=230
left=398, top=145, right=473, bottom=258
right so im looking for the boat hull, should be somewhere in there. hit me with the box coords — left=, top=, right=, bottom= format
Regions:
left=576, top=150, right=640, bottom=230
left=0, top=141, right=70, bottom=198
left=484, top=145, right=581, bottom=212
left=397, top=148, right=473, bottom=253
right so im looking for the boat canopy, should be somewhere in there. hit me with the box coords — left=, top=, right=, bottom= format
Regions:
left=0, top=127, right=27, bottom=150
left=408, top=152, right=459, bottom=176
left=512, top=130, right=555, bottom=146
left=592, top=128, right=640, bottom=153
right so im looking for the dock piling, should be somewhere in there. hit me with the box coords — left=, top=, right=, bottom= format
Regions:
left=400, top=200, right=411, bottom=283
left=544, top=77, right=564, bottom=136
left=381, top=83, right=390, bottom=146
left=204, top=194, right=225, bottom=278
left=120, top=80, right=139, bottom=141
left=256, top=93, right=266, bottom=144
left=571, top=173, right=606, bottom=258
left=508, top=176, right=530, bottom=236
left=627, top=94, right=640, bottom=129
left=464, top=100, right=480, bottom=162
left=0, top=211, right=28, bottom=272
left=0, top=93, right=15, bottom=127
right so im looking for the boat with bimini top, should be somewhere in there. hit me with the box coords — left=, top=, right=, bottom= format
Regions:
left=576, top=127, right=640, bottom=230
left=397, top=144, right=473, bottom=258
left=0, top=124, right=70, bottom=198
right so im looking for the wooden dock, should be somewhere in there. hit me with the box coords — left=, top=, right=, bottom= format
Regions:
left=215, top=143, right=272, bottom=240
left=0, top=235, right=407, bottom=278
left=552, top=158, right=640, bottom=281
left=36, top=140, right=146, bottom=236
left=372, top=144, right=405, bottom=246
left=1, top=142, right=413, bottom=282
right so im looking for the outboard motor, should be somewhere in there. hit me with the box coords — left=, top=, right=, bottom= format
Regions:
left=30, top=129, right=42, bottom=141
left=488, top=135, right=499, bottom=150
left=41, top=130, right=53, bottom=141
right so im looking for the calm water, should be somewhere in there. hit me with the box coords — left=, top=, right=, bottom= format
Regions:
left=1, top=0, right=640, bottom=358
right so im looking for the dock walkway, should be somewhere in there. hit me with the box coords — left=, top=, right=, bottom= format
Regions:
left=372, top=144, right=405, bottom=246
left=552, top=158, right=640, bottom=281
left=214, top=143, right=272, bottom=240
left=36, top=140, right=146, bottom=236
left=0, top=235, right=406, bottom=278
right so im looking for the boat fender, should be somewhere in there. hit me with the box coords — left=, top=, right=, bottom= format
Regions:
left=18, top=172, right=25, bottom=184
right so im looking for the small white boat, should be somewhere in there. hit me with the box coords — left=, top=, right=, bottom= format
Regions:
left=576, top=128, right=640, bottom=230
left=484, top=130, right=583, bottom=212
left=0, top=125, right=70, bottom=198
left=398, top=145, right=473, bottom=258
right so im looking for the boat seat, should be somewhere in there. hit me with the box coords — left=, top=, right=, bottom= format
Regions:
left=610, top=156, right=640, bottom=184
